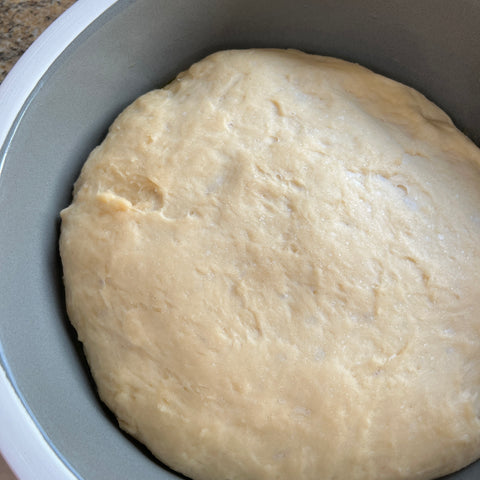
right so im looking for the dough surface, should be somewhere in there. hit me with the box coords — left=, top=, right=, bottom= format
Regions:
left=60, top=49, right=480, bottom=480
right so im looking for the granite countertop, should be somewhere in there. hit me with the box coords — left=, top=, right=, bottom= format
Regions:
left=0, top=1, right=75, bottom=478
left=0, top=0, right=77, bottom=83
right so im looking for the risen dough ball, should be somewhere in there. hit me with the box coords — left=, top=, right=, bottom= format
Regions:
left=60, top=49, right=480, bottom=480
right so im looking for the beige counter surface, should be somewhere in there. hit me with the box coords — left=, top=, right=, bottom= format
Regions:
left=0, top=456, right=16, bottom=480
left=0, top=0, right=77, bottom=83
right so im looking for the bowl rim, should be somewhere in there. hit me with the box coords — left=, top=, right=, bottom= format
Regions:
left=0, top=1, right=117, bottom=478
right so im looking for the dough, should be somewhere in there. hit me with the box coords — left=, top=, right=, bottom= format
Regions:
left=60, top=49, right=480, bottom=480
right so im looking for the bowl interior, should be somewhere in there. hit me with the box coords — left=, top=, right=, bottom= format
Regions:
left=0, top=0, right=479, bottom=479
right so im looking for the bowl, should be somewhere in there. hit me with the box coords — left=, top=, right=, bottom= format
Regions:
left=0, top=0, right=479, bottom=479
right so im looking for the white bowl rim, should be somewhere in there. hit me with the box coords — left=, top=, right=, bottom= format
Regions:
left=0, top=1, right=117, bottom=478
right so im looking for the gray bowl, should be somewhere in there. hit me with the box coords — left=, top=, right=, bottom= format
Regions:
left=0, top=0, right=479, bottom=479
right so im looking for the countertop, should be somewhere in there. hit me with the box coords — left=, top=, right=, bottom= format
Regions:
left=0, top=0, right=77, bottom=83
left=0, top=456, right=15, bottom=480
left=1, top=4, right=79, bottom=480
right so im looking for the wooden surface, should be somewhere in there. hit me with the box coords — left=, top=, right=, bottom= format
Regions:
left=0, top=1, right=78, bottom=475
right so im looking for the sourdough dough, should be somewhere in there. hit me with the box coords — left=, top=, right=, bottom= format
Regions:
left=60, top=49, right=480, bottom=480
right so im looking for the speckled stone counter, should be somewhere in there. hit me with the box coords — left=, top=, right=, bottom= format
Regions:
left=0, top=0, right=77, bottom=83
